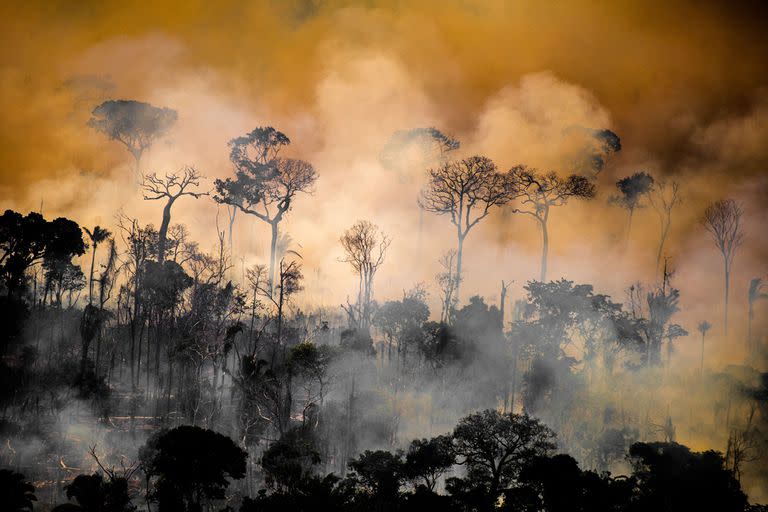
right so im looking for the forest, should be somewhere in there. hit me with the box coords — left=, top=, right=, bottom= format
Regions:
left=2, top=2, right=768, bottom=512
left=1, top=102, right=767, bottom=512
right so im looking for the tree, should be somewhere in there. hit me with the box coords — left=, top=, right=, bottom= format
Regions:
left=452, top=409, right=556, bottom=506
left=64, top=473, right=135, bottom=512
left=698, top=320, right=712, bottom=375
left=702, top=199, right=744, bottom=335
left=609, top=171, right=654, bottom=246
left=648, top=179, right=682, bottom=273
left=0, top=469, right=36, bottom=512
left=213, top=127, right=316, bottom=292
left=340, top=220, right=390, bottom=331
left=747, top=278, right=768, bottom=356
left=403, top=435, right=456, bottom=491
left=142, top=167, right=206, bottom=262
left=348, top=449, right=406, bottom=506
left=0, top=210, right=86, bottom=296
left=420, top=156, right=513, bottom=300
left=629, top=442, right=747, bottom=512
left=88, top=99, right=177, bottom=178
left=83, top=226, right=111, bottom=305
left=139, top=426, right=247, bottom=512
left=508, top=166, right=595, bottom=281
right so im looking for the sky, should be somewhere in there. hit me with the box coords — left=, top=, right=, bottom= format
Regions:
left=1, top=0, right=767, bottom=367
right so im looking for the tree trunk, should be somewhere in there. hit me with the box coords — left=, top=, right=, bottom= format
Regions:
left=700, top=332, right=706, bottom=376
left=157, top=198, right=174, bottom=262
left=455, top=234, right=465, bottom=304
left=539, top=218, right=549, bottom=282
left=724, top=262, right=730, bottom=336
left=268, top=221, right=279, bottom=295
left=88, top=243, right=97, bottom=305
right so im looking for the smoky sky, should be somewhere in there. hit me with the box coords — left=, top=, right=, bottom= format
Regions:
left=1, top=0, right=767, bottom=367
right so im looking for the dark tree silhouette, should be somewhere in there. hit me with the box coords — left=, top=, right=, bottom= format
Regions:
left=0, top=469, right=36, bottom=512
left=403, top=435, right=456, bottom=491
left=142, top=167, right=206, bottom=262
left=508, top=166, right=595, bottom=281
left=64, top=473, right=135, bottom=512
left=340, top=220, right=390, bottom=331
left=648, top=179, right=682, bottom=273
left=629, top=442, right=747, bottom=512
left=214, top=127, right=316, bottom=292
left=609, top=171, right=654, bottom=246
left=420, top=156, right=513, bottom=301
left=0, top=210, right=86, bottom=296
left=83, top=226, right=111, bottom=305
left=702, top=199, right=744, bottom=335
left=139, top=425, right=247, bottom=512
left=452, top=409, right=556, bottom=506
left=88, top=99, right=177, bottom=178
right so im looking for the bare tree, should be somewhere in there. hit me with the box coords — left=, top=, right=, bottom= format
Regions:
left=420, top=156, right=512, bottom=300
left=214, top=127, right=316, bottom=293
left=142, top=166, right=207, bottom=262
left=702, top=199, right=744, bottom=335
left=88, top=99, right=177, bottom=178
left=648, top=179, right=682, bottom=274
left=340, top=220, right=391, bottom=330
left=508, top=165, right=595, bottom=281
left=83, top=226, right=111, bottom=305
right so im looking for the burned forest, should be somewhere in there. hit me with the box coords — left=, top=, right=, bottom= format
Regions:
left=2, top=2, right=768, bottom=511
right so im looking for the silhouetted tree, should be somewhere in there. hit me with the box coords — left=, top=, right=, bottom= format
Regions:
left=64, top=473, right=135, bottom=512
left=435, top=249, right=459, bottom=323
left=139, top=426, right=247, bottom=512
left=88, top=99, right=177, bottom=178
left=564, top=127, right=622, bottom=176
left=0, top=210, right=86, bottom=296
left=340, top=220, right=390, bottom=331
left=83, top=226, right=112, bottom=306
left=648, top=179, right=682, bottom=273
left=452, top=410, right=556, bottom=507
left=403, top=435, right=456, bottom=491
left=702, top=199, right=744, bottom=335
left=629, top=441, right=747, bottom=512
left=0, top=469, right=36, bottom=512
left=508, top=166, right=595, bottom=281
left=214, top=127, right=316, bottom=292
left=142, top=167, right=206, bottom=262
left=609, top=171, right=654, bottom=244
left=348, top=449, right=406, bottom=510
left=420, top=156, right=513, bottom=300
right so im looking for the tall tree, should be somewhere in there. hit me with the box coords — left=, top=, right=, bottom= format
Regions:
left=508, top=166, right=595, bottom=281
left=609, top=171, right=654, bottom=245
left=648, top=179, right=682, bottom=273
left=340, top=220, right=390, bottom=331
left=420, top=156, right=513, bottom=301
left=702, top=199, right=744, bottom=335
left=88, top=99, right=177, bottom=178
left=213, top=127, right=316, bottom=292
left=83, top=226, right=111, bottom=305
left=142, top=166, right=206, bottom=262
